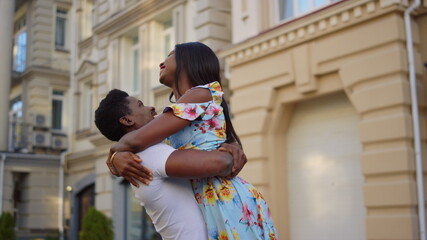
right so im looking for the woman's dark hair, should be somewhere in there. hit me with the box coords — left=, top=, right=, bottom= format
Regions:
left=172, top=42, right=242, bottom=147
left=94, top=89, right=131, bottom=141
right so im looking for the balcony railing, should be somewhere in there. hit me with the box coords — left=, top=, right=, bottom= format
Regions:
left=9, top=120, right=67, bottom=153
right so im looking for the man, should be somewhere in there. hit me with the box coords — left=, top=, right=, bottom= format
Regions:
left=94, top=89, right=245, bottom=240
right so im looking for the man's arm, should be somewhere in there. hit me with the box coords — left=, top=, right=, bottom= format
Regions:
left=165, top=150, right=232, bottom=178
left=110, top=143, right=244, bottom=187
left=111, top=146, right=234, bottom=187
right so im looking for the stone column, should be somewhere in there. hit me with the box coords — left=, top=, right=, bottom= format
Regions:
left=0, top=0, right=15, bottom=151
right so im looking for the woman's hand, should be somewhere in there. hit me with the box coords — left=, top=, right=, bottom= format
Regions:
left=218, top=142, right=247, bottom=178
left=106, top=151, right=153, bottom=187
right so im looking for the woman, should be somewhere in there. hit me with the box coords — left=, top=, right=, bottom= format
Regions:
left=110, top=42, right=278, bottom=240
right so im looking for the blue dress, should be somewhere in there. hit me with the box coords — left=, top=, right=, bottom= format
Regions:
left=164, top=82, right=278, bottom=240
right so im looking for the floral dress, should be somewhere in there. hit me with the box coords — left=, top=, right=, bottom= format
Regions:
left=164, top=81, right=278, bottom=240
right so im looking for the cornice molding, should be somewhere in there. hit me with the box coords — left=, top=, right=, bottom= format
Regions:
left=93, top=0, right=185, bottom=36
left=66, top=148, right=96, bottom=163
left=219, top=0, right=408, bottom=67
left=2, top=152, right=60, bottom=168
left=14, top=66, right=69, bottom=84
left=75, top=60, right=96, bottom=80
left=89, top=132, right=113, bottom=148
left=78, top=36, right=93, bottom=53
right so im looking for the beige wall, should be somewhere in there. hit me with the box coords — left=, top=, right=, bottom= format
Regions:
left=2, top=156, right=60, bottom=232
left=221, top=0, right=427, bottom=239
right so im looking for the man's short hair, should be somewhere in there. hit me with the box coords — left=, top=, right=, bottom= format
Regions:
left=94, top=89, right=130, bottom=141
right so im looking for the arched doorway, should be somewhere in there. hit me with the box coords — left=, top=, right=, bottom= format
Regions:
left=285, top=92, right=366, bottom=240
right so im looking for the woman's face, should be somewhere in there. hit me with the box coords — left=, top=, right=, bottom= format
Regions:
left=159, top=50, right=176, bottom=88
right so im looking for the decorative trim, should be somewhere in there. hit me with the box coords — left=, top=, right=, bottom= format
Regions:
left=89, top=132, right=112, bottom=147
left=219, top=0, right=404, bottom=67
left=75, top=60, right=96, bottom=81
left=93, top=0, right=185, bottom=36
left=66, top=148, right=96, bottom=165
left=1, top=152, right=60, bottom=168
left=78, top=36, right=93, bottom=53
left=75, top=128, right=96, bottom=140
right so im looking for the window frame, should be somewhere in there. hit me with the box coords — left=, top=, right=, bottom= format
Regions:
left=13, top=15, right=27, bottom=73
left=131, top=36, right=140, bottom=95
left=55, top=8, right=68, bottom=50
left=162, top=19, right=175, bottom=59
left=8, top=96, right=24, bottom=151
left=78, top=80, right=93, bottom=131
left=51, top=90, right=65, bottom=132
left=274, top=0, right=341, bottom=24
left=119, top=32, right=140, bottom=96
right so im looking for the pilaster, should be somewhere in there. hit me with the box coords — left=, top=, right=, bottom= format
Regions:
left=0, top=0, right=15, bottom=150
left=340, top=42, right=420, bottom=240
left=29, top=0, right=54, bottom=68
left=194, top=0, right=231, bottom=51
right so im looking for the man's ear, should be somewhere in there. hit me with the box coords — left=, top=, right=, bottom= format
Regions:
left=119, top=116, right=134, bottom=126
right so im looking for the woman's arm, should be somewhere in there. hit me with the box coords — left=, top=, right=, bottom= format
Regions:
left=111, top=111, right=189, bottom=153
left=111, top=87, right=212, bottom=153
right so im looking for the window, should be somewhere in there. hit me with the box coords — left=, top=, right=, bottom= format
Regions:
left=56, top=9, right=67, bottom=48
left=125, top=184, right=160, bottom=240
left=121, top=33, right=139, bottom=95
left=83, top=84, right=93, bottom=129
left=80, top=82, right=93, bottom=130
left=52, top=90, right=64, bottom=131
left=10, top=96, right=23, bottom=120
left=278, top=0, right=339, bottom=21
left=13, top=15, right=27, bottom=72
left=12, top=172, right=29, bottom=229
left=77, top=184, right=95, bottom=232
left=162, top=20, right=174, bottom=58
left=9, top=96, right=26, bottom=151
left=132, top=36, right=140, bottom=94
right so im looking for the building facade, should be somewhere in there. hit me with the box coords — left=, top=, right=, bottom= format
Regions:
left=1, top=0, right=427, bottom=240
left=220, top=0, right=427, bottom=239
left=0, top=0, right=71, bottom=239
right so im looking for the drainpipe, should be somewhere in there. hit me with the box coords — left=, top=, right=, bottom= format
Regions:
left=58, top=1, right=77, bottom=240
left=0, top=154, right=5, bottom=214
left=404, top=1, right=424, bottom=240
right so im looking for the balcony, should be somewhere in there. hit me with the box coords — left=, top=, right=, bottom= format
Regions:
left=9, top=120, right=67, bottom=154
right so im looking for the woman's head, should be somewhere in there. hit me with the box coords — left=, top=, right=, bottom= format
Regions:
left=159, top=42, right=221, bottom=96
left=160, top=42, right=242, bottom=147
left=174, top=42, right=220, bottom=93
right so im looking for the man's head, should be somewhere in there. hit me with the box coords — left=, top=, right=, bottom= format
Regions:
left=94, top=89, right=156, bottom=141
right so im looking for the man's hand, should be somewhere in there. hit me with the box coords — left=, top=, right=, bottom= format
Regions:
left=218, top=142, right=247, bottom=178
left=110, top=142, right=133, bottom=153
left=106, top=151, right=153, bottom=187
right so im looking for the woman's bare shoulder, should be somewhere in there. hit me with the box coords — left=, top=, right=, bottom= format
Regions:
left=177, top=87, right=212, bottom=104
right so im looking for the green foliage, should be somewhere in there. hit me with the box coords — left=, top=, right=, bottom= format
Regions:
left=79, top=207, right=114, bottom=240
left=0, top=212, right=16, bottom=240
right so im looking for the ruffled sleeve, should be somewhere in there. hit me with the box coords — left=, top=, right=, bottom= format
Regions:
left=164, top=82, right=225, bottom=121
left=193, top=81, right=224, bottom=105
left=163, top=102, right=210, bottom=121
